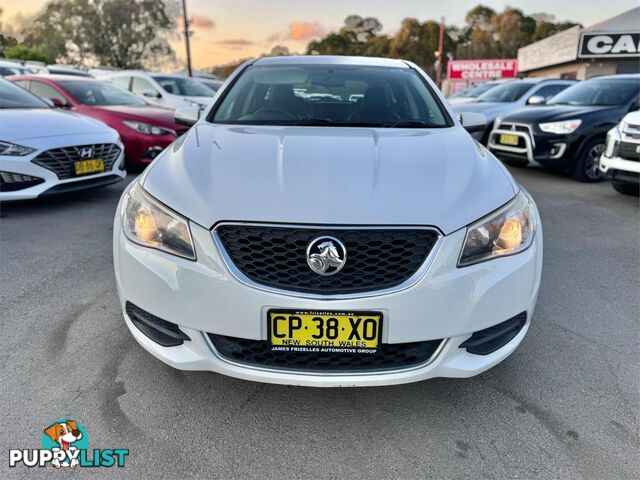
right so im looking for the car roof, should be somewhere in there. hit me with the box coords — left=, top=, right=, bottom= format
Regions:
left=513, top=78, right=574, bottom=84
left=9, top=74, right=99, bottom=82
left=104, top=70, right=190, bottom=79
left=252, top=55, right=410, bottom=68
left=585, top=74, right=640, bottom=81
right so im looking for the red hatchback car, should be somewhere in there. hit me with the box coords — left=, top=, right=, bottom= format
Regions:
left=9, top=75, right=188, bottom=168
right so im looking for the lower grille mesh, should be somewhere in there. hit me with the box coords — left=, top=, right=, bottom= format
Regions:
left=618, top=141, right=640, bottom=162
left=208, top=334, right=443, bottom=372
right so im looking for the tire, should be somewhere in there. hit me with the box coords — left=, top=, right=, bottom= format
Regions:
left=612, top=180, right=639, bottom=196
left=570, top=138, right=605, bottom=182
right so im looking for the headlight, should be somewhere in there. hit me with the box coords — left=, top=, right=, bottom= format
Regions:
left=539, top=119, right=582, bottom=134
left=458, top=191, right=536, bottom=267
left=123, top=120, right=173, bottom=136
left=617, top=119, right=627, bottom=134
left=0, top=141, right=36, bottom=156
left=122, top=183, right=195, bottom=259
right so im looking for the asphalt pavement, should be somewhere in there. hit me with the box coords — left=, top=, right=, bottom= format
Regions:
left=1, top=166, right=638, bottom=479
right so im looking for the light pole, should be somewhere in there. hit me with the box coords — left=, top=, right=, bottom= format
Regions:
left=436, top=16, right=445, bottom=87
left=181, top=0, right=193, bottom=77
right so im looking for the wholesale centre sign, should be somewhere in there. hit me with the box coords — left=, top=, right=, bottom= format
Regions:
left=447, top=59, right=518, bottom=81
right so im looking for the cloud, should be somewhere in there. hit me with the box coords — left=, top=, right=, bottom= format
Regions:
left=216, top=39, right=255, bottom=48
left=266, top=22, right=327, bottom=44
left=180, top=13, right=215, bottom=29
left=266, top=32, right=283, bottom=43
left=288, top=22, right=327, bottom=41
left=190, top=14, right=215, bottom=29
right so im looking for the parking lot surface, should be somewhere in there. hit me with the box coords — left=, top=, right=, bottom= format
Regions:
left=1, top=167, right=638, bottom=479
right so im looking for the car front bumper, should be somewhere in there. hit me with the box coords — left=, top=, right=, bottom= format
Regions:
left=119, top=130, right=176, bottom=167
left=488, top=125, right=577, bottom=166
left=0, top=134, right=126, bottom=201
left=600, top=155, right=640, bottom=184
left=113, top=189, right=543, bottom=387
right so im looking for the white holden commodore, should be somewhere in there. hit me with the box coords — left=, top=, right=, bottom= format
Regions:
left=113, top=56, right=542, bottom=387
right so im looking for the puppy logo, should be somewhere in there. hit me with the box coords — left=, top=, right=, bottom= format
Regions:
left=8, top=418, right=128, bottom=469
left=43, top=420, right=84, bottom=468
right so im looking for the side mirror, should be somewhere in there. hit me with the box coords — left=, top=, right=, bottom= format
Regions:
left=142, top=89, right=161, bottom=99
left=174, top=106, right=200, bottom=127
left=458, top=112, right=486, bottom=133
left=48, top=98, right=68, bottom=108
left=527, top=95, right=546, bottom=105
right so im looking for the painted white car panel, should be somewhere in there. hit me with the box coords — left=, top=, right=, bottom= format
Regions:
left=0, top=108, right=114, bottom=141
left=113, top=192, right=542, bottom=386
left=102, top=72, right=213, bottom=110
left=143, top=125, right=517, bottom=234
left=0, top=109, right=125, bottom=200
left=114, top=56, right=542, bottom=386
left=600, top=111, right=640, bottom=175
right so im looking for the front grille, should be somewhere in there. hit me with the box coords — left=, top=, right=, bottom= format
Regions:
left=501, top=123, right=530, bottom=133
left=208, top=334, right=443, bottom=372
left=32, top=143, right=121, bottom=179
left=623, top=124, right=640, bottom=139
left=618, top=141, right=640, bottom=162
left=216, top=225, right=439, bottom=294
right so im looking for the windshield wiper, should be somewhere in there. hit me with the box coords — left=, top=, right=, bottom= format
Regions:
left=292, top=118, right=385, bottom=127
left=388, top=120, right=436, bottom=128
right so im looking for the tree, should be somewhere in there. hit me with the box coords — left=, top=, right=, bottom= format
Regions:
left=532, top=20, right=579, bottom=42
left=492, top=8, right=536, bottom=57
left=3, top=44, right=50, bottom=63
left=307, top=15, right=384, bottom=56
left=22, top=0, right=176, bottom=68
left=455, top=5, right=578, bottom=59
left=389, top=19, right=455, bottom=77
left=304, top=5, right=580, bottom=76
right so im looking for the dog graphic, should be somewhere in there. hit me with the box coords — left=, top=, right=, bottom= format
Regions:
left=43, top=420, right=82, bottom=468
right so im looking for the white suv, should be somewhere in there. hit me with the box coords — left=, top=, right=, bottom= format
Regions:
left=113, top=56, right=542, bottom=387
left=102, top=71, right=214, bottom=111
left=600, top=111, right=640, bottom=195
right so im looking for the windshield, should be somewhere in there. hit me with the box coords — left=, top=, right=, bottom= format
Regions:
left=464, top=82, right=500, bottom=97
left=211, top=64, right=450, bottom=127
left=476, top=82, right=535, bottom=103
left=547, top=79, right=640, bottom=106
left=48, top=68, right=92, bottom=77
left=152, top=76, right=214, bottom=97
left=60, top=80, right=145, bottom=106
left=200, top=80, right=222, bottom=92
left=0, top=65, right=27, bottom=77
left=0, top=79, right=49, bottom=109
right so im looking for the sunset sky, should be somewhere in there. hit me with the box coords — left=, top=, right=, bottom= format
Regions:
left=1, top=0, right=638, bottom=69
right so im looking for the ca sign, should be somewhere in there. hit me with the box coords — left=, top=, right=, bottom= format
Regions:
left=579, top=31, right=640, bottom=58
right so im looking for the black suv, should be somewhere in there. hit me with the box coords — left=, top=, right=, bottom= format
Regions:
left=488, top=75, right=640, bottom=181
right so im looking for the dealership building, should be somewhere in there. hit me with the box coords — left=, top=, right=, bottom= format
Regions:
left=518, top=7, right=640, bottom=80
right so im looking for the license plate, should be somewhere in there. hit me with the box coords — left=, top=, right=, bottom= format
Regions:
left=268, top=310, right=382, bottom=354
left=74, top=159, right=104, bottom=175
left=499, top=133, right=520, bottom=146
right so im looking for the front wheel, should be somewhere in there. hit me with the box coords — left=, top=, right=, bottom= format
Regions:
left=612, top=180, right=639, bottom=196
left=570, top=139, right=605, bottom=182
